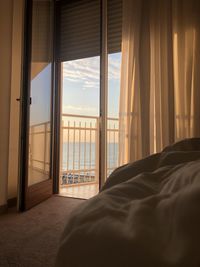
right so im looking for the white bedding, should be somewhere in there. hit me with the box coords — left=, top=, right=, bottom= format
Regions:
left=56, top=139, right=200, bottom=267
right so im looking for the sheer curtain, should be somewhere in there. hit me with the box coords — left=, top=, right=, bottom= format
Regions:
left=119, top=0, right=200, bottom=165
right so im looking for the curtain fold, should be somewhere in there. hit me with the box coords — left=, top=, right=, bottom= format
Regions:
left=119, top=0, right=200, bottom=165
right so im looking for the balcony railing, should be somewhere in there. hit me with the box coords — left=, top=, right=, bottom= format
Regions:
left=61, top=114, right=119, bottom=186
left=29, top=121, right=50, bottom=174
left=28, top=114, right=119, bottom=187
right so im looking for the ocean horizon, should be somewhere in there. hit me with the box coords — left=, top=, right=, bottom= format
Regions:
left=62, top=142, right=118, bottom=171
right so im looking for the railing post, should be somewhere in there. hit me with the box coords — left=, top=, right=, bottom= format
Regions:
left=84, top=122, right=87, bottom=182
left=95, top=118, right=99, bottom=184
left=60, top=120, right=64, bottom=186
left=43, top=123, right=47, bottom=173
left=78, top=121, right=81, bottom=183
left=67, top=120, right=70, bottom=172
left=113, top=123, right=116, bottom=170
left=73, top=121, right=76, bottom=183
left=29, top=125, right=33, bottom=170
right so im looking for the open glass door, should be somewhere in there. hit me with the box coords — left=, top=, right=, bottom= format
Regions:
left=19, top=0, right=55, bottom=211
left=57, top=0, right=122, bottom=198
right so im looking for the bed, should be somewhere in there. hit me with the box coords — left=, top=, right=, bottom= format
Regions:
left=55, top=138, right=200, bottom=267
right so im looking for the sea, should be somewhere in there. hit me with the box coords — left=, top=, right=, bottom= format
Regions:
left=62, top=142, right=119, bottom=171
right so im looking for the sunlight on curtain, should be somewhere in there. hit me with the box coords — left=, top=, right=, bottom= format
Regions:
left=119, top=0, right=200, bottom=165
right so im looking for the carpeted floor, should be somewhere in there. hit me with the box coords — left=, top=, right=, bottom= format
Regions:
left=0, top=196, right=84, bottom=267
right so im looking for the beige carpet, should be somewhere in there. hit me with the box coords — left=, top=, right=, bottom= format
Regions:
left=0, top=196, right=84, bottom=267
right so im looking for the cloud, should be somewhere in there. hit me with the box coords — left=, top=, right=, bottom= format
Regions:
left=82, top=80, right=99, bottom=90
left=63, top=54, right=121, bottom=90
left=63, top=57, right=99, bottom=83
left=108, top=56, right=121, bottom=80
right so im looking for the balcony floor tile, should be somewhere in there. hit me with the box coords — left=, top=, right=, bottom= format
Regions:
left=59, top=183, right=99, bottom=199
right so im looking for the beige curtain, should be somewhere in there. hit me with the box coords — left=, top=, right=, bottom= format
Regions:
left=119, top=0, right=200, bottom=165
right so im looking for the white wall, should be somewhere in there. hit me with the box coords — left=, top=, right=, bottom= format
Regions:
left=0, top=0, right=24, bottom=206
left=8, top=0, right=24, bottom=200
left=0, top=0, right=13, bottom=206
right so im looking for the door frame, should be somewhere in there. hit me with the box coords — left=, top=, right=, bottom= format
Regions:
left=99, top=0, right=108, bottom=188
left=18, top=0, right=58, bottom=211
left=56, top=0, right=109, bottom=193
left=18, top=0, right=32, bottom=211
left=52, top=0, right=62, bottom=194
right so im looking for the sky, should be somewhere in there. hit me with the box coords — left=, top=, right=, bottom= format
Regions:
left=30, top=64, right=51, bottom=126
left=29, top=52, right=121, bottom=131
left=62, top=52, right=121, bottom=118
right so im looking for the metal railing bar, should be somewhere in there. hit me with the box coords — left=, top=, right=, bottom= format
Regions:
left=78, top=121, right=81, bottom=183
left=84, top=122, right=86, bottom=180
left=60, top=181, right=97, bottom=188
left=63, top=114, right=118, bottom=121
left=43, top=123, right=47, bottom=172
left=30, top=131, right=51, bottom=135
left=67, top=121, right=70, bottom=170
left=63, top=168, right=96, bottom=173
left=107, top=117, right=119, bottom=121
left=62, top=126, right=97, bottom=131
left=62, top=113, right=99, bottom=119
left=73, top=121, right=76, bottom=183
left=106, top=128, right=119, bottom=132
left=89, top=122, right=92, bottom=181
left=30, top=121, right=50, bottom=127
left=108, top=123, right=111, bottom=172
left=113, top=124, right=116, bottom=168
left=31, top=159, right=50, bottom=164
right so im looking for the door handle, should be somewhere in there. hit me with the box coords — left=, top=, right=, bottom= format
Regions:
left=16, top=97, right=32, bottom=105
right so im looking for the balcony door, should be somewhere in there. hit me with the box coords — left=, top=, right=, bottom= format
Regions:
left=58, top=0, right=122, bottom=199
left=19, top=0, right=55, bottom=211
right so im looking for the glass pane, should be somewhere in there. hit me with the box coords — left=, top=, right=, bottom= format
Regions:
left=60, top=56, right=100, bottom=199
left=28, top=0, right=53, bottom=186
left=107, top=52, right=121, bottom=177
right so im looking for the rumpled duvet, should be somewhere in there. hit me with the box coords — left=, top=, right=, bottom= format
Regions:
left=55, top=138, right=200, bottom=267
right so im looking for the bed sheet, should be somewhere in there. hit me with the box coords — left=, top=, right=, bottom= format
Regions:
left=56, top=140, right=200, bottom=267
